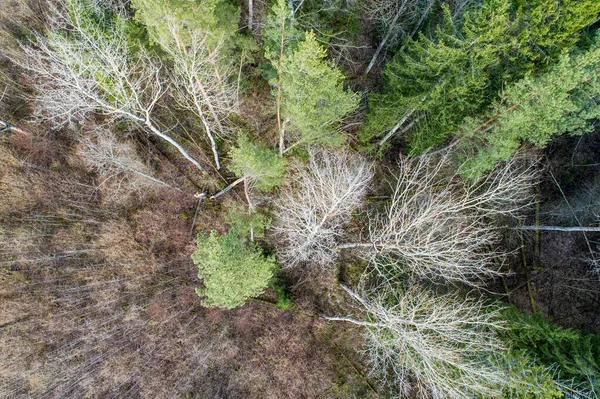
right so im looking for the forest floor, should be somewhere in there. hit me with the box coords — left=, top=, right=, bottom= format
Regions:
left=504, top=129, right=600, bottom=333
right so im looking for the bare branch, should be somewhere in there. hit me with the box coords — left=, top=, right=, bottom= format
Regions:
left=324, top=284, right=508, bottom=399
left=14, top=0, right=208, bottom=174
left=343, top=153, right=539, bottom=286
left=78, top=129, right=175, bottom=194
left=274, top=149, right=373, bottom=268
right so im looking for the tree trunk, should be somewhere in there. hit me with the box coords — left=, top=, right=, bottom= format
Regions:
left=248, top=0, right=253, bottom=32
left=513, top=225, right=600, bottom=232
left=210, top=176, right=246, bottom=200
left=0, top=120, right=30, bottom=136
left=321, top=314, right=384, bottom=328
left=143, top=120, right=208, bottom=175
left=365, top=3, right=406, bottom=75
left=277, top=10, right=287, bottom=156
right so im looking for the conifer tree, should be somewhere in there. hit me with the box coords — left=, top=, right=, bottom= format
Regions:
left=280, top=31, right=360, bottom=151
left=361, top=0, right=600, bottom=153
left=192, top=211, right=277, bottom=309
left=502, top=307, right=600, bottom=393
left=228, top=135, right=287, bottom=192
left=262, top=0, right=304, bottom=153
left=262, top=0, right=303, bottom=67
left=459, top=38, right=600, bottom=179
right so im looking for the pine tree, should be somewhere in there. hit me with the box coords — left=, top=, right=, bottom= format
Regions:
left=228, top=135, right=287, bottom=192
left=262, top=0, right=303, bottom=67
left=280, top=31, right=360, bottom=150
left=261, top=0, right=304, bottom=154
left=192, top=211, right=277, bottom=309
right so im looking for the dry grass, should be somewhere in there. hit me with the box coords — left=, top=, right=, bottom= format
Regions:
left=0, top=128, right=369, bottom=398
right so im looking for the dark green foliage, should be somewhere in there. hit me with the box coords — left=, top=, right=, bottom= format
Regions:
left=458, top=37, right=600, bottom=179
left=490, top=349, right=563, bottom=399
left=269, top=278, right=294, bottom=311
left=192, top=210, right=277, bottom=309
left=362, top=5, right=495, bottom=153
left=361, top=0, right=600, bottom=153
left=502, top=307, right=600, bottom=392
left=228, top=135, right=287, bottom=191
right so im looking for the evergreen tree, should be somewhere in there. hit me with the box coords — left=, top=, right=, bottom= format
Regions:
left=262, top=0, right=303, bottom=68
left=361, top=0, right=600, bottom=153
left=280, top=31, right=360, bottom=150
left=459, top=37, right=600, bottom=179
left=130, top=0, right=243, bottom=59
left=501, top=307, right=600, bottom=393
left=192, top=211, right=277, bottom=309
left=228, top=135, right=287, bottom=192
left=261, top=0, right=304, bottom=154
left=361, top=5, right=500, bottom=153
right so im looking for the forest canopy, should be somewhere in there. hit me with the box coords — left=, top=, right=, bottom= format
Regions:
left=1, top=0, right=599, bottom=397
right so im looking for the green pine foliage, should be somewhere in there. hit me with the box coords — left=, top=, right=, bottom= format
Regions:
left=262, top=0, right=304, bottom=66
left=259, top=0, right=304, bottom=86
left=192, top=210, right=277, bottom=309
left=361, top=0, right=600, bottom=153
left=459, top=37, right=600, bottom=179
left=228, top=135, right=287, bottom=191
left=502, top=307, right=600, bottom=393
left=281, top=31, right=360, bottom=147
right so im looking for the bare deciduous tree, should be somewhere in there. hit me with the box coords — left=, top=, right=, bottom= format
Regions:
left=78, top=129, right=171, bottom=193
left=323, top=284, right=507, bottom=399
left=274, top=150, right=373, bottom=267
left=15, top=0, right=208, bottom=174
left=341, top=154, right=538, bottom=286
left=364, top=0, right=436, bottom=75
left=160, top=17, right=238, bottom=170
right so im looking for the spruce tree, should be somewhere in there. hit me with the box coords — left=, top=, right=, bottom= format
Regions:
left=501, top=307, right=600, bottom=393
left=361, top=0, right=600, bottom=153
left=459, top=37, right=600, bottom=179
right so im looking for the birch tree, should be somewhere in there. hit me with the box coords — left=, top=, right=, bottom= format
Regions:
left=340, top=154, right=538, bottom=286
left=323, top=284, right=507, bottom=399
left=274, top=150, right=373, bottom=267
left=158, top=16, right=238, bottom=170
left=16, top=0, right=208, bottom=174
